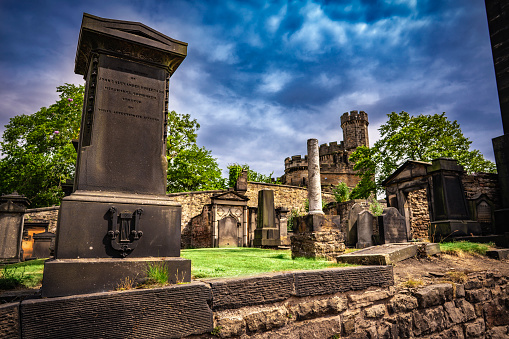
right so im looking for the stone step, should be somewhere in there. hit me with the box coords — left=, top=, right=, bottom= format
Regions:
left=486, top=249, right=509, bottom=260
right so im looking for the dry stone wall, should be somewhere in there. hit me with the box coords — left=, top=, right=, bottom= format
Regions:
left=23, top=206, right=59, bottom=233
left=212, top=270, right=509, bottom=338
left=408, top=189, right=430, bottom=240
left=169, top=182, right=334, bottom=233
left=2, top=267, right=509, bottom=338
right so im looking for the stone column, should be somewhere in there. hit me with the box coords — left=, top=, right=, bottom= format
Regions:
left=307, top=139, right=323, bottom=215
left=243, top=206, right=248, bottom=246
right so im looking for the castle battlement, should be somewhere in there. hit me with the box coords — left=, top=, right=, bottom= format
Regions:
left=319, top=141, right=345, bottom=156
left=340, top=110, right=369, bottom=126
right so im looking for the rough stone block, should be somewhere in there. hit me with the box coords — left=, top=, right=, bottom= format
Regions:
left=348, top=289, right=394, bottom=308
left=429, top=325, right=465, bottom=339
left=396, top=313, right=413, bottom=338
left=0, top=302, right=20, bottom=339
left=293, top=266, right=394, bottom=297
left=209, top=272, right=294, bottom=310
left=413, top=283, right=454, bottom=308
left=244, top=307, right=288, bottom=332
left=213, top=315, right=245, bottom=338
left=412, top=306, right=449, bottom=336
left=464, top=318, right=486, bottom=338
left=484, top=299, right=509, bottom=327
left=389, top=294, right=419, bottom=313
left=465, top=289, right=492, bottom=303
left=20, top=282, right=213, bottom=339
left=365, top=304, right=386, bottom=318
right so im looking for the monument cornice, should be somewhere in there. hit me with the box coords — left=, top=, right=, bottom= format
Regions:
left=75, top=13, right=187, bottom=76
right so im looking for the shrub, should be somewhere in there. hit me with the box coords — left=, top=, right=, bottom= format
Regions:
left=332, top=182, right=351, bottom=202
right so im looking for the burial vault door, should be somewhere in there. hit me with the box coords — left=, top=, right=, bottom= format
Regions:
left=218, top=216, right=241, bottom=247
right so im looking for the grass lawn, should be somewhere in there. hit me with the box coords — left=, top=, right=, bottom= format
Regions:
left=181, top=248, right=352, bottom=279
left=0, top=259, right=46, bottom=290
left=439, top=241, right=494, bottom=256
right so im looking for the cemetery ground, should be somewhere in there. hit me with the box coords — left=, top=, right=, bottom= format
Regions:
left=0, top=242, right=508, bottom=296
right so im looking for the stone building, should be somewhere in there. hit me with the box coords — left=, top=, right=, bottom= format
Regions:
left=281, top=110, right=369, bottom=189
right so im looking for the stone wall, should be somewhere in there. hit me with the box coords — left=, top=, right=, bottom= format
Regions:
left=462, top=172, right=501, bottom=208
left=23, top=206, right=59, bottom=233
left=2, top=267, right=508, bottom=338
left=408, top=189, right=430, bottom=240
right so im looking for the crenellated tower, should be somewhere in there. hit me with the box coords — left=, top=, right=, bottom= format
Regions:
left=281, top=111, right=370, bottom=190
left=340, top=110, right=369, bottom=150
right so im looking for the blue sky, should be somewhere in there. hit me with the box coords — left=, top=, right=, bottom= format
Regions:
left=0, top=0, right=502, bottom=177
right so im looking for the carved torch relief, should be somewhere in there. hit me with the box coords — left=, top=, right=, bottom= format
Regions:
left=107, top=206, right=144, bottom=257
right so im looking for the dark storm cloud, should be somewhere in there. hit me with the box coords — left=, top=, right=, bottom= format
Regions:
left=0, top=0, right=502, bottom=177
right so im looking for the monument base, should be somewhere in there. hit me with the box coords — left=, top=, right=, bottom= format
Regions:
left=429, top=220, right=481, bottom=241
left=494, top=208, right=509, bottom=234
left=42, top=257, right=191, bottom=298
left=253, top=228, right=280, bottom=247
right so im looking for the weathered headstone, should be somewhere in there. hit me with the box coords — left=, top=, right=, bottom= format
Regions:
left=378, top=207, right=407, bottom=244
left=32, top=232, right=55, bottom=259
left=357, top=210, right=374, bottom=248
left=0, top=192, right=29, bottom=263
left=253, top=189, right=280, bottom=246
left=307, top=138, right=323, bottom=215
left=42, top=13, right=190, bottom=297
left=347, top=203, right=364, bottom=246
left=235, top=170, right=248, bottom=192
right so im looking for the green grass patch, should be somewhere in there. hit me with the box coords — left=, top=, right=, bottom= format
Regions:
left=181, top=248, right=353, bottom=279
left=0, top=259, right=46, bottom=290
left=439, top=241, right=494, bottom=257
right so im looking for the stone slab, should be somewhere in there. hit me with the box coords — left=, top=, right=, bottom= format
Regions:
left=208, top=272, right=294, bottom=310
left=487, top=249, right=509, bottom=260
left=419, top=242, right=441, bottom=256
left=430, top=220, right=482, bottom=240
left=293, top=214, right=341, bottom=233
left=0, top=302, right=20, bottom=339
left=22, top=282, right=212, bottom=339
left=337, top=243, right=418, bottom=265
left=42, top=257, right=191, bottom=297
left=293, top=266, right=394, bottom=297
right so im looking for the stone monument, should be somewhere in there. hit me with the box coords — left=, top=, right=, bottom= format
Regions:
left=253, top=189, right=280, bottom=247
left=42, top=13, right=190, bottom=297
left=428, top=158, right=481, bottom=240
left=0, top=192, right=29, bottom=263
left=485, top=0, right=509, bottom=234
left=357, top=210, right=375, bottom=248
left=378, top=207, right=407, bottom=244
left=291, top=139, right=345, bottom=259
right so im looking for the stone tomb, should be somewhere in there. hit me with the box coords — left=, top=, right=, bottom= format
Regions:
left=42, top=14, right=190, bottom=297
left=0, top=193, right=29, bottom=263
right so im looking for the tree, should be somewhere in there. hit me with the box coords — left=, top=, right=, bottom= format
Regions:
left=0, top=84, right=83, bottom=207
left=350, top=111, right=497, bottom=197
left=227, top=163, right=280, bottom=188
left=167, top=144, right=226, bottom=193
left=166, top=110, right=226, bottom=193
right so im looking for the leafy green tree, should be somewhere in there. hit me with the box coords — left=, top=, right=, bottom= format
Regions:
left=166, top=110, right=226, bottom=193
left=167, top=144, right=226, bottom=193
left=0, top=84, right=83, bottom=207
left=227, top=163, right=280, bottom=188
left=350, top=111, right=497, bottom=197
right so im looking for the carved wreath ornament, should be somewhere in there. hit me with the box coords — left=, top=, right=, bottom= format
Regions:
left=107, top=206, right=143, bottom=257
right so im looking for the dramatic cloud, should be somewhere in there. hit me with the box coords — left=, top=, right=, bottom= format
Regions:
left=0, top=0, right=502, bottom=178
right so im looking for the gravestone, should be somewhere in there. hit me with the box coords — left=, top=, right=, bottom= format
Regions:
left=42, top=13, right=190, bottom=297
left=32, top=232, right=55, bottom=259
left=254, top=189, right=280, bottom=246
left=0, top=192, right=29, bottom=263
left=378, top=207, right=407, bottom=244
left=347, top=203, right=364, bottom=246
left=357, top=210, right=374, bottom=248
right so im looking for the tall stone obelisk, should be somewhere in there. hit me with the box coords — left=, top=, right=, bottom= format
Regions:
left=42, top=13, right=190, bottom=297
